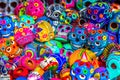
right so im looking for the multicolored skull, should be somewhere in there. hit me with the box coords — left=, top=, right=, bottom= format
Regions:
left=60, top=0, right=75, bottom=9
left=46, top=4, right=65, bottom=20
left=17, top=15, right=35, bottom=31
left=88, top=29, right=108, bottom=56
left=25, top=0, right=45, bottom=20
left=93, top=67, right=110, bottom=80
left=86, top=2, right=112, bottom=28
left=106, top=51, right=120, bottom=79
left=55, top=24, right=72, bottom=42
left=34, top=21, right=54, bottom=42
left=68, top=27, right=88, bottom=50
left=0, top=38, right=23, bottom=59
left=0, top=0, right=19, bottom=14
left=0, top=15, right=15, bottom=38
left=70, top=60, right=94, bottom=80
left=14, top=27, right=35, bottom=47
left=14, top=3, right=25, bottom=16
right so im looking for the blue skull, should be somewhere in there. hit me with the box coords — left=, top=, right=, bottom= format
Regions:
left=70, top=60, right=94, bottom=80
left=88, top=29, right=108, bottom=56
left=86, top=2, right=112, bottom=28
left=0, top=16, right=14, bottom=38
left=106, top=51, right=120, bottom=79
left=68, top=27, right=88, bottom=50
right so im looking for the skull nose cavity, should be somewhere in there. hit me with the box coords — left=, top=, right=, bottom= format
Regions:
left=76, top=38, right=79, bottom=42
left=7, top=7, right=11, bottom=12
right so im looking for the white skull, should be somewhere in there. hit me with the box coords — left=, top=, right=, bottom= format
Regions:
left=0, top=0, right=19, bottom=14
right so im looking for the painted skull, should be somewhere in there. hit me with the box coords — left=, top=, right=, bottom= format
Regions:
left=70, top=60, right=94, bottom=80
left=46, top=4, right=65, bottom=20
left=55, top=24, right=72, bottom=42
left=34, top=21, right=54, bottom=42
left=93, top=67, right=110, bottom=80
left=25, top=0, right=45, bottom=20
left=20, top=55, right=37, bottom=70
left=14, top=27, right=35, bottom=47
left=68, top=27, right=88, bottom=50
left=86, top=2, right=112, bottom=28
left=88, top=29, right=108, bottom=56
left=0, top=15, right=15, bottom=38
left=17, top=15, right=35, bottom=31
left=0, top=0, right=19, bottom=14
left=60, top=0, right=75, bottom=9
left=106, top=51, right=120, bottom=79
left=0, top=38, right=22, bottom=59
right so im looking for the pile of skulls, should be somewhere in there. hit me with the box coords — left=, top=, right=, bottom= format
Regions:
left=0, top=0, right=120, bottom=80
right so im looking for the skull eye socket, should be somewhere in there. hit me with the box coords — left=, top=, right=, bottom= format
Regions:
left=11, top=2, right=17, bottom=8
left=111, top=63, right=117, bottom=69
left=95, top=41, right=100, bottom=46
left=11, top=40, right=14, bottom=44
left=92, top=15, right=97, bottom=20
left=0, top=25, right=2, bottom=30
left=54, top=0, right=60, bottom=3
left=7, top=24, right=11, bottom=28
left=110, top=22, right=118, bottom=30
left=66, top=26, right=70, bottom=30
left=81, top=35, right=85, bottom=40
left=6, top=47, right=11, bottom=52
left=0, top=2, right=6, bottom=8
left=80, top=19, right=86, bottom=25
left=71, top=33, right=76, bottom=38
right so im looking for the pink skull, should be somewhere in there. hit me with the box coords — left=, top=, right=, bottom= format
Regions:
left=25, top=0, right=45, bottom=20
left=14, top=27, right=35, bottom=47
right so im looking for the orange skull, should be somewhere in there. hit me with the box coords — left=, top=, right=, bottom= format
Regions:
left=0, top=38, right=22, bottom=58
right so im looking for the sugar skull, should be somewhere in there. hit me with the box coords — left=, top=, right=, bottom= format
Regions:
left=0, top=15, right=15, bottom=38
left=68, top=27, right=88, bottom=50
left=17, top=15, right=35, bottom=31
left=70, top=60, right=94, bottom=80
left=0, top=38, right=23, bottom=59
left=14, top=27, right=35, bottom=47
left=93, top=67, right=110, bottom=80
left=46, top=4, right=65, bottom=20
left=55, top=24, right=72, bottom=42
left=14, top=3, right=25, bottom=16
left=0, top=0, right=19, bottom=14
left=86, top=2, right=112, bottom=28
left=25, top=0, right=45, bottom=20
left=106, top=50, right=120, bottom=79
left=60, top=0, right=75, bottom=9
left=88, top=29, right=108, bottom=56
left=34, top=21, right=54, bottom=42
left=19, top=54, right=37, bottom=70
